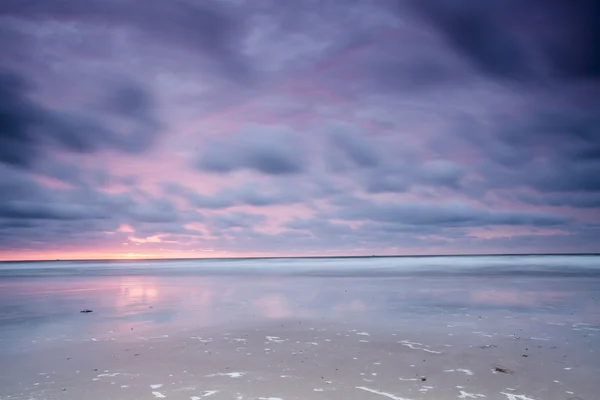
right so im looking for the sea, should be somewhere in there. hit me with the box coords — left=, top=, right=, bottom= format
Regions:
left=1, top=254, right=599, bottom=277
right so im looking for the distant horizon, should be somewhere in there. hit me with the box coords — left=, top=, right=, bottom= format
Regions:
left=2, top=252, right=599, bottom=264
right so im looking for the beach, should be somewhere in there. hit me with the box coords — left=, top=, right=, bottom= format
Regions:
left=0, top=256, right=599, bottom=400
left=2, top=0, right=599, bottom=398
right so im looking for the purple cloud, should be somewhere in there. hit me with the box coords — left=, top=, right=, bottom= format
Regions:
left=409, top=0, right=600, bottom=81
left=0, top=69, right=160, bottom=168
left=195, top=125, right=305, bottom=175
left=0, top=0, right=598, bottom=258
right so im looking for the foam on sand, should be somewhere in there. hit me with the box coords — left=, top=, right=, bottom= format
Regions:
left=355, top=386, right=412, bottom=400
left=191, top=390, right=219, bottom=399
left=458, top=391, right=486, bottom=398
left=445, top=369, right=474, bottom=376
left=206, top=372, right=246, bottom=378
left=398, top=340, right=442, bottom=354
left=500, top=394, right=536, bottom=400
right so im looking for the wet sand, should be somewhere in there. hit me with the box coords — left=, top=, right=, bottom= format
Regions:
left=0, top=274, right=598, bottom=399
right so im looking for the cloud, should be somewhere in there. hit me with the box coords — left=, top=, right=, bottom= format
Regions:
left=35, top=159, right=139, bottom=189
left=0, top=167, right=108, bottom=220
left=1, top=1, right=599, bottom=257
left=0, top=69, right=161, bottom=168
left=517, top=193, right=600, bottom=209
left=446, top=109, right=600, bottom=195
left=409, top=0, right=529, bottom=80
left=0, top=201, right=107, bottom=221
left=128, top=198, right=180, bottom=224
left=409, top=0, right=600, bottom=81
left=370, top=44, right=473, bottom=90
left=208, top=212, right=267, bottom=230
left=335, top=198, right=569, bottom=228
left=284, top=218, right=355, bottom=237
left=364, top=159, right=464, bottom=193
left=329, top=122, right=380, bottom=168
left=0, top=0, right=251, bottom=82
left=418, top=160, right=464, bottom=187
left=195, top=124, right=305, bottom=175
left=321, top=122, right=465, bottom=193
left=128, top=221, right=203, bottom=239
left=0, top=166, right=206, bottom=250
left=163, top=181, right=302, bottom=210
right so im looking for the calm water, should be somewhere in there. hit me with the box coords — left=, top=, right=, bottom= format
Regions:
left=1, top=255, right=599, bottom=345
left=0, top=256, right=599, bottom=399
left=1, top=254, right=600, bottom=277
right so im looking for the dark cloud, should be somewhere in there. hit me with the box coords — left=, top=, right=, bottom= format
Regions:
left=0, top=166, right=109, bottom=220
left=409, top=0, right=600, bottom=81
left=0, top=201, right=107, bottom=221
left=519, top=111, right=600, bottom=193
left=366, top=48, right=473, bottom=91
left=517, top=193, right=600, bottom=209
left=162, top=181, right=303, bottom=210
left=285, top=218, right=354, bottom=236
left=409, top=0, right=529, bottom=80
left=0, top=23, right=33, bottom=70
left=456, top=227, right=600, bottom=255
left=0, top=69, right=161, bottom=168
left=0, top=220, right=122, bottom=250
left=215, top=216, right=598, bottom=255
left=277, top=203, right=596, bottom=254
left=532, top=0, right=600, bottom=80
left=195, top=125, right=305, bottom=175
left=0, top=0, right=250, bottom=81
left=181, top=191, right=235, bottom=210
left=0, top=166, right=206, bottom=250
left=323, top=123, right=465, bottom=193
left=335, top=198, right=569, bottom=228
left=329, top=123, right=380, bottom=168
left=282, top=217, right=466, bottom=252
left=128, top=198, right=180, bottom=224
left=208, top=212, right=267, bottom=230
left=365, top=159, right=464, bottom=193
left=36, top=160, right=139, bottom=189
left=129, top=221, right=203, bottom=238
left=447, top=109, right=600, bottom=195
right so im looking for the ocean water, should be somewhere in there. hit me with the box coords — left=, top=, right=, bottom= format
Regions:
left=1, top=255, right=599, bottom=399
left=1, top=254, right=599, bottom=277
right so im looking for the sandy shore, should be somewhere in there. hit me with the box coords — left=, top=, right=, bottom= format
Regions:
left=0, top=275, right=598, bottom=399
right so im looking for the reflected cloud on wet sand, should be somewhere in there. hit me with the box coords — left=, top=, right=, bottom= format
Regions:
left=1, top=275, right=598, bottom=346
left=1, top=272, right=599, bottom=400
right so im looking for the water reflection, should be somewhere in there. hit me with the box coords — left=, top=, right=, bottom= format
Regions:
left=253, top=294, right=293, bottom=319
left=0, top=275, right=598, bottom=350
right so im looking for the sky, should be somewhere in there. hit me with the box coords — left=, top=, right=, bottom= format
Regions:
left=0, top=0, right=599, bottom=260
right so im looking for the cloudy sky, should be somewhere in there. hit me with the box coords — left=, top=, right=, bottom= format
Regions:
left=1, top=0, right=599, bottom=260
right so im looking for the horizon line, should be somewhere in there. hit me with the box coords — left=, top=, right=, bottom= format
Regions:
left=1, top=252, right=599, bottom=263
